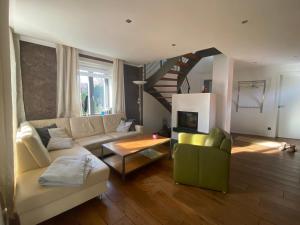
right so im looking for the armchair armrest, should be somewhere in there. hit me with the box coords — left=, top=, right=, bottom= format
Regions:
left=135, top=125, right=143, bottom=134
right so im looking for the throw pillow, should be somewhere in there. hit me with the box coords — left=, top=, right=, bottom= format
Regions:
left=35, top=124, right=57, bottom=147
left=116, top=120, right=132, bottom=132
left=48, top=127, right=70, bottom=138
left=126, top=119, right=136, bottom=131
left=47, top=137, right=73, bottom=151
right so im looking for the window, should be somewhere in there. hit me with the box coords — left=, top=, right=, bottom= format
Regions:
left=79, top=59, right=112, bottom=116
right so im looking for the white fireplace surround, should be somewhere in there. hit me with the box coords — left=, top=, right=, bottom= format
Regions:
left=171, top=93, right=216, bottom=140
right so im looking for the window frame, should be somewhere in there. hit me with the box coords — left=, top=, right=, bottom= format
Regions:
left=78, top=58, right=112, bottom=116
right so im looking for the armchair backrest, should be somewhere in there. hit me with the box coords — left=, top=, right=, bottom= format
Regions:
left=178, top=133, right=207, bottom=146
left=178, top=128, right=232, bottom=153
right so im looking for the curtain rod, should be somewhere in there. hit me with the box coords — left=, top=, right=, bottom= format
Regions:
left=79, top=53, right=113, bottom=64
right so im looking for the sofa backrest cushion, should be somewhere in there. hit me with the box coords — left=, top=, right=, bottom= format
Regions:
left=29, top=118, right=72, bottom=137
left=204, top=128, right=225, bottom=147
left=17, top=122, right=51, bottom=172
left=102, top=113, right=125, bottom=133
left=178, top=133, right=207, bottom=146
left=70, top=116, right=104, bottom=139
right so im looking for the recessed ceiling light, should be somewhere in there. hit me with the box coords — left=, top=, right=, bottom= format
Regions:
left=171, top=44, right=176, bottom=47
left=241, top=20, right=248, bottom=24
left=125, top=19, right=132, bottom=23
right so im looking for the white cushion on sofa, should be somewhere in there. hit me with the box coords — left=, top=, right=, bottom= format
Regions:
left=75, top=135, right=113, bottom=150
left=107, top=131, right=140, bottom=139
left=49, top=144, right=90, bottom=161
left=70, top=116, right=105, bottom=139
left=102, top=113, right=124, bottom=133
left=15, top=154, right=109, bottom=214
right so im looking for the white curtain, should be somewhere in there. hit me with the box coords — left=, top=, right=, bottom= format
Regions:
left=0, top=1, right=16, bottom=223
left=10, top=29, right=26, bottom=124
left=56, top=45, right=80, bottom=118
left=112, top=59, right=125, bottom=114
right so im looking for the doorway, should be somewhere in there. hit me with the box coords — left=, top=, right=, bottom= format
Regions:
left=277, top=74, right=300, bottom=139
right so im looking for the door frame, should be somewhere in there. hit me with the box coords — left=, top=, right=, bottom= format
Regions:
left=275, top=72, right=300, bottom=138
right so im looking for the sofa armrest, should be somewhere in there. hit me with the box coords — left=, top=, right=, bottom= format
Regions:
left=135, top=125, right=143, bottom=134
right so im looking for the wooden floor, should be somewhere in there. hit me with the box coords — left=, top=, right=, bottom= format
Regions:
left=40, top=138, right=300, bottom=225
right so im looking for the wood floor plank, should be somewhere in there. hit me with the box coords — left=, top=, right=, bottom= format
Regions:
left=39, top=137, right=300, bottom=225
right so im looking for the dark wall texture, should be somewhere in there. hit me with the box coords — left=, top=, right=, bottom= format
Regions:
left=20, top=41, right=57, bottom=120
left=124, top=64, right=142, bottom=123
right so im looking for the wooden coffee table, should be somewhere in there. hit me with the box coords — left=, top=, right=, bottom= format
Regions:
left=101, top=135, right=170, bottom=180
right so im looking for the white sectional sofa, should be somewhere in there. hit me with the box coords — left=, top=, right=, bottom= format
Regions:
left=15, top=113, right=143, bottom=225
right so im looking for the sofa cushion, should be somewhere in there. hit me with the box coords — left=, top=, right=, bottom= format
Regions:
left=75, top=135, right=113, bottom=150
left=16, top=135, right=40, bottom=174
left=19, top=122, right=51, bottom=168
left=102, top=113, right=124, bottom=133
left=15, top=154, right=109, bottom=214
left=178, top=133, right=207, bottom=146
left=204, top=128, right=225, bottom=147
left=106, top=131, right=140, bottom=140
left=29, top=118, right=72, bottom=137
left=70, top=116, right=104, bottom=139
left=49, top=144, right=90, bottom=161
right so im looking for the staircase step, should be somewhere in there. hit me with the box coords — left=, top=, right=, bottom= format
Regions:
left=168, top=70, right=183, bottom=75
left=149, top=90, right=177, bottom=94
left=154, top=85, right=177, bottom=87
left=161, top=78, right=178, bottom=81
left=184, top=53, right=200, bottom=60
left=176, top=61, right=189, bottom=68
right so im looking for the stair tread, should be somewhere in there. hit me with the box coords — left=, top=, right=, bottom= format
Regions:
left=153, top=85, right=177, bottom=87
left=183, top=53, right=200, bottom=60
left=168, top=70, right=183, bottom=75
left=161, top=78, right=178, bottom=81
left=149, top=90, right=177, bottom=93
left=176, top=61, right=189, bottom=67
left=156, top=96, right=172, bottom=99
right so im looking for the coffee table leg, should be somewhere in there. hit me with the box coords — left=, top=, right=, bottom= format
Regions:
left=122, top=156, right=126, bottom=180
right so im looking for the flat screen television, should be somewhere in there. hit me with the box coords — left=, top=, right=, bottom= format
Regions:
left=177, top=111, right=198, bottom=131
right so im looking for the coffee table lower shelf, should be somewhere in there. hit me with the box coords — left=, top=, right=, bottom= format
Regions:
left=102, top=148, right=168, bottom=180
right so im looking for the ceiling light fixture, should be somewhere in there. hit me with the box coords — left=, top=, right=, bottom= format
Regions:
left=241, top=20, right=248, bottom=24
left=172, top=44, right=176, bottom=47
left=125, top=19, right=132, bottom=23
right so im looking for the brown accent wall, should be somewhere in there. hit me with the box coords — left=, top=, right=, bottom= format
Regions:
left=124, top=64, right=143, bottom=123
left=20, top=41, right=57, bottom=120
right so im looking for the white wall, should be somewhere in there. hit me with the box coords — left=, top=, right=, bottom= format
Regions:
left=189, top=72, right=212, bottom=93
left=187, top=56, right=213, bottom=93
left=171, top=93, right=216, bottom=139
left=212, top=54, right=234, bottom=133
left=143, top=91, right=171, bottom=134
left=231, top=63, right=300, bottom=137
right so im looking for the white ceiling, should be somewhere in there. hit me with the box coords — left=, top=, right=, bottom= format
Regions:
left=11, top=0, right=300, bottom=65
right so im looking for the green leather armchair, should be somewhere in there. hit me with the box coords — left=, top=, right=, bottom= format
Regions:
left=173, top=128, right=232, bottom=193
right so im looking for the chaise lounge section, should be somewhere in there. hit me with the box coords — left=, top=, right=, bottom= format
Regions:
left=15, top=113, right=143, bottom=225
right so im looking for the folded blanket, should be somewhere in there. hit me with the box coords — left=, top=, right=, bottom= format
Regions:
left=39, top=155, right=94, bottom=187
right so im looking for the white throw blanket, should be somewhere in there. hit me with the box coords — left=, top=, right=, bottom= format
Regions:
left=39, top=155, right=93, bottom=187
